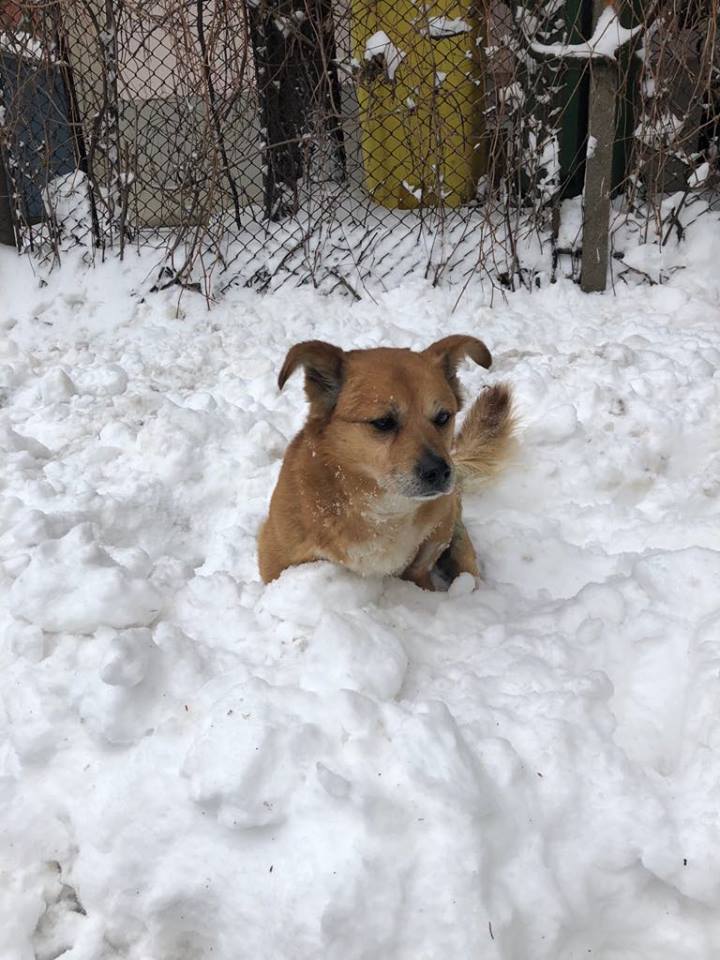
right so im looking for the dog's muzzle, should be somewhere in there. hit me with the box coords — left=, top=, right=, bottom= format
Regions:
left=413, top=450, right=454, bottom=497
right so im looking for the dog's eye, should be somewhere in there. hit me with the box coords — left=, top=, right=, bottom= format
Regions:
left=434, top=410, right=451, bottom=427
left=370, top=415, right=398, bottom=433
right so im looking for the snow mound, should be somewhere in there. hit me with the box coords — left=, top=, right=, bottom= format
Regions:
left=9, top=524, right=161, bottom=633
left=2, top=241, right=720, bottom=958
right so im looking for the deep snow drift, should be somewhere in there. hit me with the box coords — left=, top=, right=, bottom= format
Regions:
left=2, top=219, right=720, bottom=959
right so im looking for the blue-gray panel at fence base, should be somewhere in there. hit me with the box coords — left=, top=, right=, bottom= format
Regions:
left=0, top=48, right=77, bottom=223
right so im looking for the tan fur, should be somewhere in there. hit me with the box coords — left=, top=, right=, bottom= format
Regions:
left=258, top=336, right=514, bottom=590
left=453, top=383, right=516, bottom=488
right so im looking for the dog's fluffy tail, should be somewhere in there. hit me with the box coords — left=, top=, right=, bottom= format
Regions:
left=452, top=383, right=515, bottom=487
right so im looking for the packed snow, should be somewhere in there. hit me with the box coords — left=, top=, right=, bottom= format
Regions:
left=1, top=215, right=720, bottom=959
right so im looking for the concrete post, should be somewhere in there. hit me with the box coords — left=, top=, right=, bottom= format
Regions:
left=580, top=0, right=617, bottom=293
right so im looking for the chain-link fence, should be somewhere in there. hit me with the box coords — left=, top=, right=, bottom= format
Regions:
left=0, top=0, right=717, bottom=298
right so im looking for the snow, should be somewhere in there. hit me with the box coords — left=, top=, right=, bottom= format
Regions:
left=401, top=180, right=423, bottom=202
left=635, top=110, right=684, bottom=147
left=8, top=524, right=161, bottom=634
left=42, top=172, right=96, bottom=244
left=689, top=162, right=711, bottom=189
left=530, top=5, right=643, bottom=61
left=363, top=30, right=405, bottom=81
left=424, top=16, right=471, bottom=38
left=498, top=80, right=524, bottom=108
left=0, top=30, right=47, bottom=62
left=2, top=212, right=720, bottom=958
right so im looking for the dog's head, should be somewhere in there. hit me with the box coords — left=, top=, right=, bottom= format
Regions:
left=278, top=335, right=491, bottom=500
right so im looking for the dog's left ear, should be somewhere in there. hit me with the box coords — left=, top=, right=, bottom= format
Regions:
left=423, top=335, right=492, bottom=405
left=278, top=340, right=345, bottom=417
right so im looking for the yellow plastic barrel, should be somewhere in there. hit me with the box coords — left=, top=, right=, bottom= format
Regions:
left=351, top=1, right=487, bottom=209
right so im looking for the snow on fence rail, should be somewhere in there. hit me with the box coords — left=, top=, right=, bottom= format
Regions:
left=0, top=0, right=717, bottom=299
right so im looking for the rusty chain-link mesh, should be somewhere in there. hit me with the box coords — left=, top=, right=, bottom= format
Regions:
left=0, top=0, right=717, bottom=298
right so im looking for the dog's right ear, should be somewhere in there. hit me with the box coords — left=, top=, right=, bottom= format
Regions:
left=422, top=335, right=492, bottom=407
left=278, top=340, right=345, bottom=416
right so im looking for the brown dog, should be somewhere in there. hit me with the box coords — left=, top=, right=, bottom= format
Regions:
left=258, top=336, right=514, bottom=590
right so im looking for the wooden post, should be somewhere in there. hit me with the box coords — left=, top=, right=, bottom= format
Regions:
left=580, top=0, right=617, bottom=293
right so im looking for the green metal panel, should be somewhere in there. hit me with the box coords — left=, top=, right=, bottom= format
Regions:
left=558, top=0, right=592, bottom=198
left=611, top=0, right=644, bottom=194
left=0, top=153, right=16, bottom=246
left=557, top=0, right=644, bottom=198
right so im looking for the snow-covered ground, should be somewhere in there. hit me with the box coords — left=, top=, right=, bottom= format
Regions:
left=2, top=215, right=720, bottom=959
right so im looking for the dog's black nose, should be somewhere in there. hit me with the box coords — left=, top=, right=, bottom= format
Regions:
left=415, top=450, right=452, bottom=491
